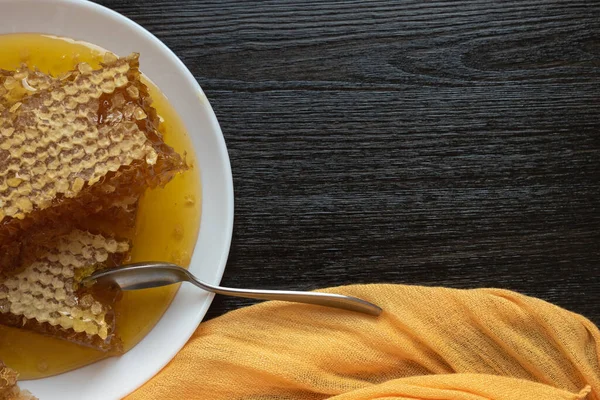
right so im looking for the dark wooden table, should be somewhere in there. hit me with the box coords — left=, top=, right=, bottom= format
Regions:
left=97, top=0, right=599, bottom=325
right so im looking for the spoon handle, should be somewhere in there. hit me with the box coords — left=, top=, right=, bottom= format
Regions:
left=187, top=275, right=382, bottom=316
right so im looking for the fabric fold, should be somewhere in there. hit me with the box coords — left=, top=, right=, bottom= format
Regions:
left=127, top=285, right=599, bottom=400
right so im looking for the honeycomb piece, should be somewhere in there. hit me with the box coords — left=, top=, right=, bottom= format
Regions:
left=0, top=361, right=37, bottom=400
left=0, top=229, right=129, bottom=352
left=0, top=54, right=186, bottom=251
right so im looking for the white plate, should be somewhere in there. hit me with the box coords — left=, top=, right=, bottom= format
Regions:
left=0, top=0, right=234, bottom=398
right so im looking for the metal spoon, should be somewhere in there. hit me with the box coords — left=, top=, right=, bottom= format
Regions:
left=83, top=262, right=382, bottom=316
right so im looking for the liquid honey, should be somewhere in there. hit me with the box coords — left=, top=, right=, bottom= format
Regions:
left=0, top=34, right=201, bottom=379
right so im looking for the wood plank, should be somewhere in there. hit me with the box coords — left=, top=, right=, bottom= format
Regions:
left=98, top=0, right=600, bottom=324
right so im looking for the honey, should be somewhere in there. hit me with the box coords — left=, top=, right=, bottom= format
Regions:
left=0, top=34, right=201, bottom=379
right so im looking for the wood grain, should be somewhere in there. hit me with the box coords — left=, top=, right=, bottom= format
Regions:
left=97, top=0, right=600, bottom=324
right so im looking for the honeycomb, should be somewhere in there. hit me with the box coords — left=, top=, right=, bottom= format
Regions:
left=0, top=361, right=36, bottom=400
left=0, top=229, right=129, bottom=352
left=0, top=53, right=186, bottom=252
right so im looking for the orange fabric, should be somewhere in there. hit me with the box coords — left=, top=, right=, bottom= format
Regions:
left=127, top=285, right=599, bottom=399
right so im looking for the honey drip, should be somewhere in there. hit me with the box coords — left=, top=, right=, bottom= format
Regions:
left=0, top=34, right=201, bottom=379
